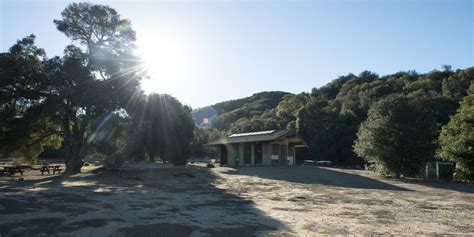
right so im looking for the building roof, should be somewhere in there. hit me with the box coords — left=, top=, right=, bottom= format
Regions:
left=205, top=129, right=307, bottom=146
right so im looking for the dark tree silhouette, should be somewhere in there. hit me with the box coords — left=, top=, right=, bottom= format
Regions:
left=0, top=35, right=61, bottom=162
left=128, top=94, right=195, bottom=165
left=51, top=2, right=142, bottom=174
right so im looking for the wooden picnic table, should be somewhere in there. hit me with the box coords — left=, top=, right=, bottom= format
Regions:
left=39, top=165, right=62, bottom=175
left=1, top=166, right=25, bottom=176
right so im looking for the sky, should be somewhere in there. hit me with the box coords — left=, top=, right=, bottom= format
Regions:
left=1, top=0, right=473, bottom=108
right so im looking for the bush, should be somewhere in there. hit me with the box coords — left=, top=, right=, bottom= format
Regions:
left=354, top=95, right=438, bottom=178
left=437, top=83, right=474, bottom=178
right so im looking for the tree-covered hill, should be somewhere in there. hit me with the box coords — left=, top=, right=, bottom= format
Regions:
left=193, top=67, right=474, bottom=174
left=192, top=91, right=290, bottom=131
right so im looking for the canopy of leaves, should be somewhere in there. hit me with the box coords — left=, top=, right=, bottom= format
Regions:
left=49, top=2, right=143, bottom=173
left=0, top=35, right=61, bottom=162
left=437, top=83, right=474, bottom=177
left=275, top=93, right=309, bottom=129
left=190, top=127, right=222, bottom=158
left=354, top=95, right=438, bottom=177
left=193, top=91, right=290, bottom=131
left=295, top=68, right=472, bottom=166
left=191, top=67, right=472, bottom=167
left=127, top=94, right=195, bottom=165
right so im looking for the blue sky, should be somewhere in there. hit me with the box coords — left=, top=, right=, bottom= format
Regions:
left=1, top=0, right=472, bottom=108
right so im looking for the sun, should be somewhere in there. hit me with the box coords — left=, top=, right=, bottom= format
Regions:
left=136, top=28, right=191, bottom=94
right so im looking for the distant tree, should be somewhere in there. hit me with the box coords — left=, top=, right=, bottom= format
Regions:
left=0, top=35, right=61, bottom=162
left=422, top=96, right=459, bottom=126
left=296, top=98, right=362, bottom=165
left=228, top=117, right=280, bottom=134
left=190, top=127, right=210, bottom=157
left=129, top=94, right=195, bottom=165
left=311, top=74, right=355, bottom=99
left=87, top=112, right=129, bottom=166
left=275, top=93, right=309, bottom=129
left=354, top=95, right=438, bottom=177
left=437, top=83, right=474, bottom=177
left=209, top=91, right=289, bottom=130
left=51, top=2, right=142, bottom=174
left=190, top=127, right=221, bottom=158
left=442, top=68, right=474, bottom=101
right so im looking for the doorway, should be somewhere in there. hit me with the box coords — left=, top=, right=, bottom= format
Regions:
left=244, top=143, right=252, bottom=165
left=254, top=143, right=262, bottom=165
left=220, top=145, right=228, bottom=165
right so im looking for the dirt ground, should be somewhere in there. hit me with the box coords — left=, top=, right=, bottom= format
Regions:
left=0, top=165, right=473, bottom=236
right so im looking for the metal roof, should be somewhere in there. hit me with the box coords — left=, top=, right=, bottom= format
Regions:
left=206, top=129, right=307, bottom=146
left=228, top=130, right=275, bottom=138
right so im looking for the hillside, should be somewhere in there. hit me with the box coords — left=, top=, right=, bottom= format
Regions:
left=192, top=67, right=474, bottom=167
left=192, top=91, right=290, bottom=130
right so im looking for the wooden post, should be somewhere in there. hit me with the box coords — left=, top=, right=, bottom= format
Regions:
left=436, top=162, right=439, bottom=180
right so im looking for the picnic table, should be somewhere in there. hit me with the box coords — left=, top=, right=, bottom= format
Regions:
left=303, top=160, right=334, bottom=167
left=0, top=166, right=25, bottom=176
left=39, top=165, right=62, bottom=175
left=304, top=160, right=316, bottom=166
left=316, top=160, right=334, bottom=167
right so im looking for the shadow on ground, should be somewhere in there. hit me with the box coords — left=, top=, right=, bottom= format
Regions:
left=222, top=166, right=410, bottom=191
left=401, top=179, right=474, bottom=193
left=0, top=167, right=285, bottom=236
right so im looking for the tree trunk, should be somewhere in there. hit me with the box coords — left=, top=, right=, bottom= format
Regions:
left=62, top=110, right=85, bottom=176
left=64, top=142, right=84, bottom=175
left=65, top=154, right=84, bottom=175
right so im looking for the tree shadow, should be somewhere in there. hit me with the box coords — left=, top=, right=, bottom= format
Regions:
left=222, top=166, right=411, bottom=191
left=0, top=166, right=286, bottom=236
left=400, top=179, right=474, bottom=194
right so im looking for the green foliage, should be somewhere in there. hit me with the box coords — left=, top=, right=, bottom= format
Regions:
left=442, top=68, right=474, bottom=101
left=86, top=112, right=129, bottom=165
left=128, top=94, right=195, bottom=165
left=228, top=116, right=280, bottom=134
left=276, top=93, right=309, bottom=129
left=297, top=98, right=361, bottom=165
left=354, top=95, right=438, bottom=177
left=190, top=127, right=222, bottom=157
left=0, top=35, right=61, bottom=162
left=295, top=67, right=473, bottom=169
left=50, top=2, right=142, bottom=174
left=438, top=83, right=474, bottom=177
left=193, top=91, right=289, bottom=131
left=190, top=66, right=473, bottom=170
